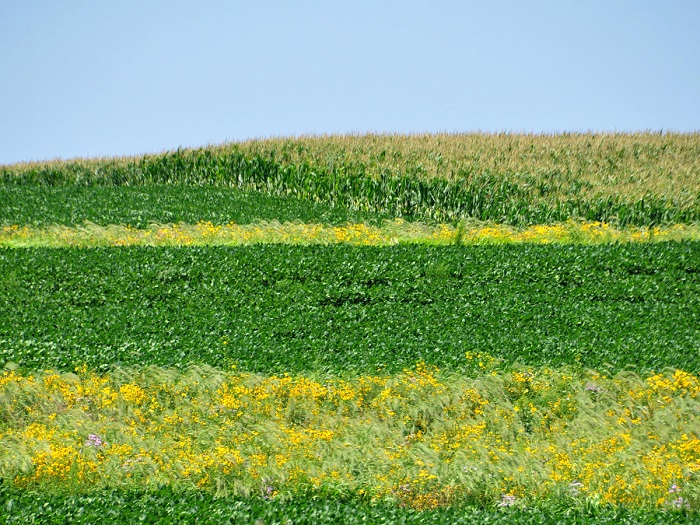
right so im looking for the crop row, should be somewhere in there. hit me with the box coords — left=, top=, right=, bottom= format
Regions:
left=1, top=243, right=698, bottom=373
left=2, top=487, right=694, bottom=525
left=5, top=133, right=699, bottom=199
left=3, top=133, right=699, bottom=226
left=0, top=185, right=381, bottom=228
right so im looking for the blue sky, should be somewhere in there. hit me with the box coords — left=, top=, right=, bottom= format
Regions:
left=1, top=0, right=698, bottom=164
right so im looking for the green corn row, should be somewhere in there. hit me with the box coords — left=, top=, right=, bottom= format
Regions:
left=2, top=147, right=698, bottom=226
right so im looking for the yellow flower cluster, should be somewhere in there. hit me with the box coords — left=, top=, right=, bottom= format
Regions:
left=0, top=363, right=698, bottom=510
left=2, top=220, right=699, bottom=248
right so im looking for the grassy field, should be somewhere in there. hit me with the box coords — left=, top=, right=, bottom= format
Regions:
left=1, top=132, right=699, bottom=522
left=2, top=363, right=699, bottom=510
left=3, top=220, right=700, bottom=248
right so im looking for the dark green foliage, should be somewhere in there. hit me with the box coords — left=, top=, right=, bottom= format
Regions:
left=1, top=243, right=699, bottom=373
left=2, top=148, right=697, bottom=226
left=0, top=486, right=697, bottom=525
left=0, top=185, right=384, bottom=228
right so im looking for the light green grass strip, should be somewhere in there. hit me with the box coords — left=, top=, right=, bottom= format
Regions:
left=1, top=361, right=699, bottom=510
left=2, top=220, right=699, bottom=247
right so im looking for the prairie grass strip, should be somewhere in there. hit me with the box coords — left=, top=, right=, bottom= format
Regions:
left=2, top=220, right=699, bottom=248
left=1, top=362, right=699, bottom=510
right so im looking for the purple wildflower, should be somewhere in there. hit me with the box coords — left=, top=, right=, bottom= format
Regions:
left=671, top=497, right=689, bottom=509
left=261, top=479, right=275, bottom=500
left=85, top=433, right=103, bottom=447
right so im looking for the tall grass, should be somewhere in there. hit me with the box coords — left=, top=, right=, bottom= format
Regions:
left=2, top=220, right=699, bottom=248
left=1, top=363, right=699, bottom=510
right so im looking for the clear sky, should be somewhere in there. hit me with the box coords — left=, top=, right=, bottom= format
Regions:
left=1, top=0, right=698, bottom=165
